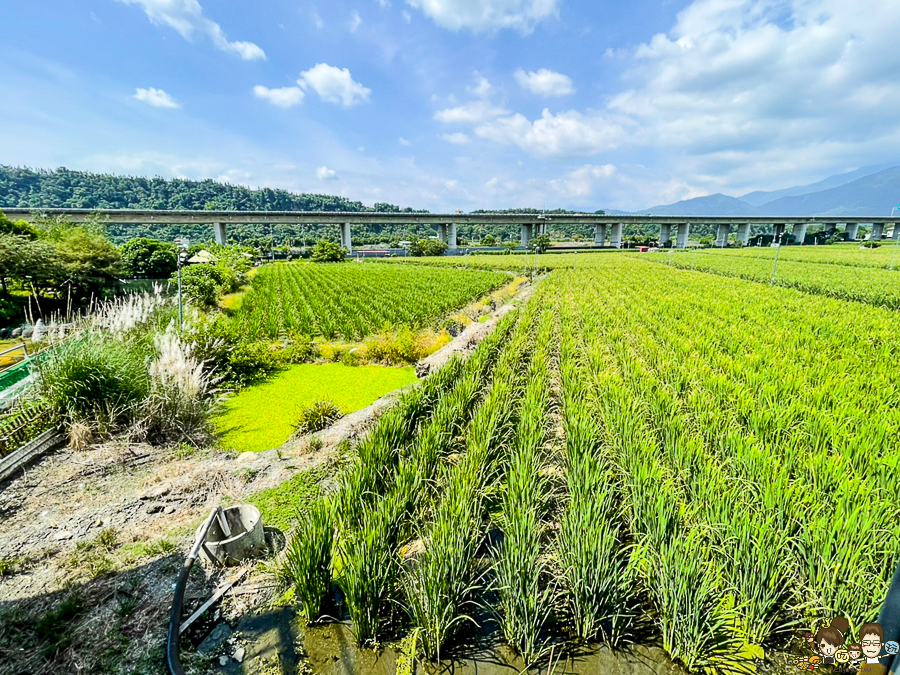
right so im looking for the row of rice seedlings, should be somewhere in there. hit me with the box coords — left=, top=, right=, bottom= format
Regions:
left=494, top=308, right=555, bottom=664
left=335, top=313, right=515, bottom=531
left=333, top=312, right=521, bottom=645
left=554, top=317, right=632, bottom=644
left=402, top=306, right=539, bottom=660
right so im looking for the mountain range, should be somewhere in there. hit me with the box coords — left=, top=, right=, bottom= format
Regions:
left=610, top=164, right=900, bottom=217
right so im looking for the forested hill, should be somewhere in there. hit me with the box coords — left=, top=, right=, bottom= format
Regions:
left=0, top=165, right=420, bottom=213
left=0, top=165, right=604, bottom=245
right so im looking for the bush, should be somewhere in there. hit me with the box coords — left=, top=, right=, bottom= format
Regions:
left=176, top=265, right=221, bottom=308
left=311, top=240, right=346, bottom=262
left=227, top=341, right=283, bottom=385
left=294, top=400, right=342, bottom=435
left=408, top=238, right=447, bottom=257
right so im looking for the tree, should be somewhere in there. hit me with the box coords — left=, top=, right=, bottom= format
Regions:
left=0, top=234, right=61, bottom=295
left=310, top=240, right=346, bottom=262
left=408, top=238, right=447, bottom=257
left=480, top=234, right=497, bottom=246
left=0, top=211, right=37, bottom=238
left=120, top=238, right=177, bottom=278
left=529, top=234, right=551, bottom=254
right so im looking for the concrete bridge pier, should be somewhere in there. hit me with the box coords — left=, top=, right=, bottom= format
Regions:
left=213, top=222, right=227, bottom=245
left=610, top=222, right=623, bottom=249
left=438, top=224, right=448, bottom=244
left=675, top=222, right=690, bottom=249
left=845, top=222, right=860, bottom=240
left=716, top=224, right=730, bottom=247
left=871, top=223, right=884, bottom=241
left=659, top=223, right=671, bottom=247
left=341, top=222, right=352, bottom=250
left=448, top=223, right=458, bottom=249
left=890, top=224, right=899, bottom=241
left=791, top=222, right=808, bottom=244
left=520, top=223, right=532, bottom=247
left=594, top=223, right=606, bottom=246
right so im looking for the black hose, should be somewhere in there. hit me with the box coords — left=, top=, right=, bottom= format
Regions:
left=879, top=557, right=900, bottom=675
left=167, top=509, right=219, bottom=675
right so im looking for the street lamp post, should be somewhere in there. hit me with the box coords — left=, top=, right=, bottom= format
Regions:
left=174, top=238, right=189, bottom=331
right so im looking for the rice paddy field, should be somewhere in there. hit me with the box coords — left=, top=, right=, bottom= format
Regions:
left=226, top=261, right=509, bottom=340
left=279, top=249, right=900, bottom=673
left=645, top=246, right=900, bottom=309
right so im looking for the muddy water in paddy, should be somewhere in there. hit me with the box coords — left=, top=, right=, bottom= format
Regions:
left=223, top=608, right=685, bottom=675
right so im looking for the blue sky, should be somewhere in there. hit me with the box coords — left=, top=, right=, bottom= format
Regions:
left=1, top=0, right=899, bottom=212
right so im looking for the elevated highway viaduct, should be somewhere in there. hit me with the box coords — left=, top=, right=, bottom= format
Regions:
left=2, top=209, right=897, bottom=250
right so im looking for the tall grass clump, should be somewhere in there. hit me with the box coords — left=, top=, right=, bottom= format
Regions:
left=282, top=500, right=333, bottom=623
left=37, top=334, right=149, bottom=431
left=35, top=289, right=216, bottom=445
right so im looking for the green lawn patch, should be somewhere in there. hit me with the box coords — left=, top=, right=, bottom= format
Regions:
left=249, top=466, right=326, bottom=532
left=215, top=362, right=417, bottom=453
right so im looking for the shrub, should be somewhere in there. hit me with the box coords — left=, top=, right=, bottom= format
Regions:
left=408, top=238, right=447, bottom=257
left=177, top=265, right=220, bottom=308
left=362, top=328, right=449, bottom=365
left=227, top=341, right=283, bottom=385
left=311, top=240, right=346, bottom=262
left=294, top=400, right=342, bottom=435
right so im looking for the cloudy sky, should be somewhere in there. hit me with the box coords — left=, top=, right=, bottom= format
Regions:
left=1, top=0, right=898, bottom=212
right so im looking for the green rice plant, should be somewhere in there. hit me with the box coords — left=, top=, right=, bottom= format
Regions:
left=230, top=261, right=509, bottom=341
left=293, top=400, right=343, bottom=435
left=636, top=529, right=744, bottom=673
left=337, top=490, right=405, bottom=645
left=282, top=499, right=334, bottom=622
left=401, top=471, right=483, bottom=661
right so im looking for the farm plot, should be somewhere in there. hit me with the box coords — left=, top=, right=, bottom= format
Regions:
left=716, top=241, right=900, bottom=270
left=226, top=262, right=509, bottom=341
left=646, top=248, right=900, bottom=309
left=278, top=255, right=900, bottom=673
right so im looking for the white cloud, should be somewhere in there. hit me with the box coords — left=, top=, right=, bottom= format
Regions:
left=442, top=132, right=471, bottom=144
left=550, top=164, right=617, bottom=197
left=376, top=0, right=391, bottom=7
left=475, top=109, right=628, bottom=158
left=349, top=10, right=362, bottom=32
left=399, top=137, right=411, bottom=145
left=117, top=0, right=266, bottom=60
left=317, top=166, right=337, bottom=180
left=600, top=0, right=900, bottom=190
left=514, top=68, right=575, bottom=96
left=434, top=100, right=508, bottom=124
left=134, top=87, right=181, bottom=108
left=406, top=0, right=560, bottom=33
left=313, top=11, right=324, bottom=29
left=253, top=85, right=305, bottom=108
left=299, top=64, right=371, bottom=107
left=402, top=10, right=412, bottom=22
left=467, top=72, right=494, bottom=98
